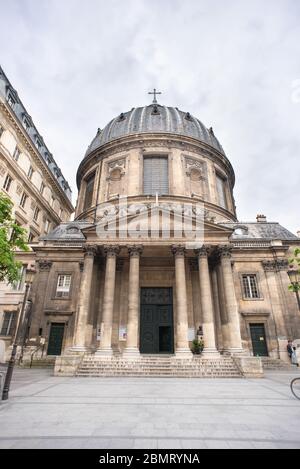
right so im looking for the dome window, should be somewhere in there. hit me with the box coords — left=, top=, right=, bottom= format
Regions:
left=117, top=113, right=126, bottom=122
left=185, top=112, right=193, bottom=121
left=151, top=105, right=160, bottom=116
left=234, top=226, right=248, bottom=236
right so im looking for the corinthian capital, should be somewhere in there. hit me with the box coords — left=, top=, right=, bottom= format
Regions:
left=262, top=260, right=276, bottom=272
left=83, top=245, right=98, bottom=258
left=195, top=245, right=210, bottom=258
left=38, top=260, right=53, bottom=272
left=128, top=245, right=143, bottom=258
left=104, top=245, right=120, bottom=258
left=218, top=245, right=233, bottom=259
left=276, top=259, right=289, bottom=271
left=171, top=244, right=186, bottom=258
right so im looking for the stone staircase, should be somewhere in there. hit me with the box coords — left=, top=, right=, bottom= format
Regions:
left=261, top=358, right=292, bottom=370
left=75, top=355, right=243, bottom=378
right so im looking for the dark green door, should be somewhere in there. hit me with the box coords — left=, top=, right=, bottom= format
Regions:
left=47, top=323, right=65, bottom=356
left=250, top=323, right=268, bottom=357
left=140, top=288, right=174, bottom=354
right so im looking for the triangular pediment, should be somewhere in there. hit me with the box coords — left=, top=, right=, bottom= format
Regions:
left=81, top=204, right=233, bottom=244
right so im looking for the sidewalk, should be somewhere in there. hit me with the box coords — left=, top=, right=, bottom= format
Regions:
left=0, top=366, right=299, bottom=449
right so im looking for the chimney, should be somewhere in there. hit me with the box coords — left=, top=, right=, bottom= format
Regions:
left=297, top=231, right=300, bottom=238
left=256, top=214, right=267, bottom=223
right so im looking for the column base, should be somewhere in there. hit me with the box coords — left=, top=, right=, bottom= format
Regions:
left=175, top=348, right=193, bottom=359
left=122, top=347, right=140, bottom=359
left=95, top=347, right=114, bottom=357
left=223, top=348, right=245, bottom=356
left=66, top=345, right=88, bottom=354
left=201, top=348, right=220, bottom=358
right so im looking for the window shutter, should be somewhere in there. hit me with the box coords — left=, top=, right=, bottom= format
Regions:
left=143, top=157, right=168, bottom=195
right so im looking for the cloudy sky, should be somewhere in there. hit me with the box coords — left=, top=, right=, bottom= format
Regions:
left=1, top=0, right=299, bottom=233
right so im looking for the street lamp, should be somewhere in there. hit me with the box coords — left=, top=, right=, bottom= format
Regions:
left=288, top=269, right=300, bottom=310
left=2, top=265, right=36, bottom=401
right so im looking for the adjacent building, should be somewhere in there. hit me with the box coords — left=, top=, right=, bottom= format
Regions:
left=0, top=66, right=74, bottom=360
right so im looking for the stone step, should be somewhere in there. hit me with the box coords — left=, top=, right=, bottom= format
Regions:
left=76, top=356, right=242, bottom=378
left=261, top=358, right=292, bottom=370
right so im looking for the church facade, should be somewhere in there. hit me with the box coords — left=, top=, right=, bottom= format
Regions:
left=24, top=100, right=299, bottom=376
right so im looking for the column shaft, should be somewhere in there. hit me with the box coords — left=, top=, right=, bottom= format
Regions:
left=72, top=246, right=96, bottom=352
left=197, top=247, right=219, bottom=356
left=123, top=246, right=143, bottom=357
left=172, top=246, right=192, bottom=358
left=96, top=246, right=119, bottom=356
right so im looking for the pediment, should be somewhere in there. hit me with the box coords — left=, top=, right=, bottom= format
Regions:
left=81, top=204, right=233, bottom=244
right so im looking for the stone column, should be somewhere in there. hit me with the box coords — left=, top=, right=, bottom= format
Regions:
left=172, top=245, right=193, bottom=358
left=211, top=268, right=223, bottom=351
left=71, top=245, right=97, bottom=352
left=219, top=245, right=243, bottom=353
left=123, top=245, right=143, bottom=358
left=96, top=245, right=119, bottom=356
left=196, top=246, right=219, bottom=356
left=216, top=263, right=231, bottom=351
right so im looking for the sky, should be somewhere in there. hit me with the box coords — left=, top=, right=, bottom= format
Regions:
left=1, top=0, right=299, bottom=233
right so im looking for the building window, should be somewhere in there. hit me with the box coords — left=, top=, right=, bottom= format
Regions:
left=35, top=138, right=42, bottom=150
left=20, top=192, right=28, bottom=209
left=45, top=219, right=50, bottom=234
left=28, top=232, right=35, bottom=243
left=3, top=174, right=12, bottom=192
left=13, top=146, right=21, bottom=161
left=56, top=274, right=72, bottom=298
left=0, top=124, right=4, bottom=138
left=242, top=274, right=260, bottom=299
left=216, top=174, right=228, bottom=209
left=33, top=206, right=40, bottom=222
left=59, top=208, right=64, bottom=220
left=83, top=173, right=95, bottom=210
left=40, top=182, right=45, bottom=195
left=7, top=93, right=16, bottom=108
left=0, top=312, right=17, bottom=336
left=28, top=166, right=34, bottom=180
left=22, top=116, right=31, bottom=131
left=12, top=266, right=26, bottom=291
left=143, top=156, right=169, bottom=195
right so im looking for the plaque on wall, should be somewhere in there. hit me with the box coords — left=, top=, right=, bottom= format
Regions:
left=188, top=327, right=196, bottom=341
left=119, top=326, right=127, bottom=341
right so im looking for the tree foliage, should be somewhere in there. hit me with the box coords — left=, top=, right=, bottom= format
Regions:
left=288, top=247, right=300, bottom=292
left=0, top=192, right=29, bottom=284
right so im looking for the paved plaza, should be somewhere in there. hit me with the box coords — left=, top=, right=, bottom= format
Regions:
left=0, top=366, right=300, bottom=449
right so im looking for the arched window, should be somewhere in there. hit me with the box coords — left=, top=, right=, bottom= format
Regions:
left=83, top=172, right=95, bottom=210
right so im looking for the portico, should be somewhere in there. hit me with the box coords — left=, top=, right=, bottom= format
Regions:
left=69, top=242, right=243, bottom=358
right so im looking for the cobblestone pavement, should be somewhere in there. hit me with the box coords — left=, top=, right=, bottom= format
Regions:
left=0, top=366, right=299, bottom=449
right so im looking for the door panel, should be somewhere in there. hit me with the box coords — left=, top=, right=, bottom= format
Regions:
left=47, top=323, right=65, bottom=356
left=250, top=323, right=268, bottom=357
left=140, top=288, right=174, bottom=354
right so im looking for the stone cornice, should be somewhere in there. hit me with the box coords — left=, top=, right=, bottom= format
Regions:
left=0, top=101, right=74, bottom=212
left=76, top=133, right=235, bottom=190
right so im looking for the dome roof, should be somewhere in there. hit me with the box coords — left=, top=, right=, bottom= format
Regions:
left=86, top=104, right=225, bottom=156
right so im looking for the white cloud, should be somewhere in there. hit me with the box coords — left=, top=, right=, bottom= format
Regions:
left=1, top=0, right=299, bottom=233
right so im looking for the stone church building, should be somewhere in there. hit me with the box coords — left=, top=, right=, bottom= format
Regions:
left=26, top=98, right=299, bottom=377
